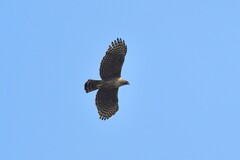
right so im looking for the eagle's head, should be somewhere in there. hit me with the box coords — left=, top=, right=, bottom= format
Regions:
left=119, top=78, right=130, bottom=86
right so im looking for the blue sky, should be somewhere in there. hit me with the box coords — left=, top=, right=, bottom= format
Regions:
left=1, top=0, right=240, bottom=160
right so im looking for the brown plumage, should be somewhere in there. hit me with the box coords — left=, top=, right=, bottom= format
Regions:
left=84, top=38, right=129, bottom=120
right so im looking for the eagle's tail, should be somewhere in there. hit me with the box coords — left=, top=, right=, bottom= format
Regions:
left=84, top=79, right=101, bottom=93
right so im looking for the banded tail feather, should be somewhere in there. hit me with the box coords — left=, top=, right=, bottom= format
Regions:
left=84, top=80, right=101, bottom=93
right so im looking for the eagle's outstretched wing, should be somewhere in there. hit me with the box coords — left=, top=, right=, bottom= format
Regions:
left=99, top=38, right=127, bottom=80
left=95, top=88, right=119, bottom=120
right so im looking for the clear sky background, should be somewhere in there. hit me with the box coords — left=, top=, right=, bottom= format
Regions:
left=1, top=0, right=240, bottom=160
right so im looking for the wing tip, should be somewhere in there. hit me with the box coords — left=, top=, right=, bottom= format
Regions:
left=99, top=116, right=109, bottom=120
left=107, top=38, right=127, bottom=53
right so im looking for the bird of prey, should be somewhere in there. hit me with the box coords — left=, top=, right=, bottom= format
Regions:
left=84, top=38, right=129, bottom=120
